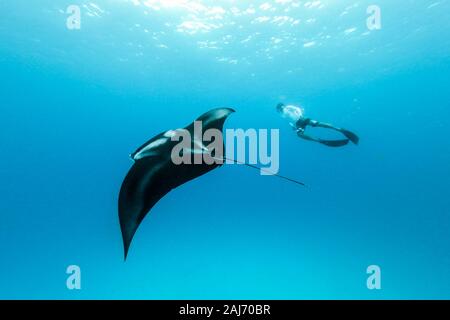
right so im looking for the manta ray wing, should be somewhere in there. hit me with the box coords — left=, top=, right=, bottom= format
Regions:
left=118, top=108, right=235, bottom=259
left=119, top=156, right=171, bottom=259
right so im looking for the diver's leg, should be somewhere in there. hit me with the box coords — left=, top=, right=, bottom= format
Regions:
left=297, top=131, right=320, bottom=142
left=310, top=120, right=340, bottom=130
left=310, top=120, right=359, bottom=145
left=298, top=131, right=349, bottom=147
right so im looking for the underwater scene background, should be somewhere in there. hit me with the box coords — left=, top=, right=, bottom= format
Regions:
left=0, top=0, right=449, bottom=299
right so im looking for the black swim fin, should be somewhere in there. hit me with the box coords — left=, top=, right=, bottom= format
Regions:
left=340, top=129, right=359, bottom=145
left=318, top=139, right=350, bottom=147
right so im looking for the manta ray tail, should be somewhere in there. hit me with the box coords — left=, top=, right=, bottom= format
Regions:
left=219, top=156, right=306, bottom=187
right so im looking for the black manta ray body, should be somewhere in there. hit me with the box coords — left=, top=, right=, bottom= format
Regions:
left=119, top=108, right=235, bottom=259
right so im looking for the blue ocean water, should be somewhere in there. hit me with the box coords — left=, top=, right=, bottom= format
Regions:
left=0, top=0, right=449, bottom=299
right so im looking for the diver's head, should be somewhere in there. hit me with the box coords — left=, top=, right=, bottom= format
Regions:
left=276, top=103, right=285, bottom=113
left=277, top=103, right=304, bottom=122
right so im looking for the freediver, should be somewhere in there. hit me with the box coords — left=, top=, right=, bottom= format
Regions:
left=276, top=103, right=359, bottom=147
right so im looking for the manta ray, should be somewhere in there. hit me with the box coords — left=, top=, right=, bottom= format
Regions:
left=119, top=108, right=235, bottom=259
left=119, top=108, right=306, bottom=260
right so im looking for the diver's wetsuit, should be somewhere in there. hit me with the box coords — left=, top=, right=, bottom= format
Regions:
left=277, top=103, right=360, bottom=147
left=295, top=118, right=353, bottom=147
